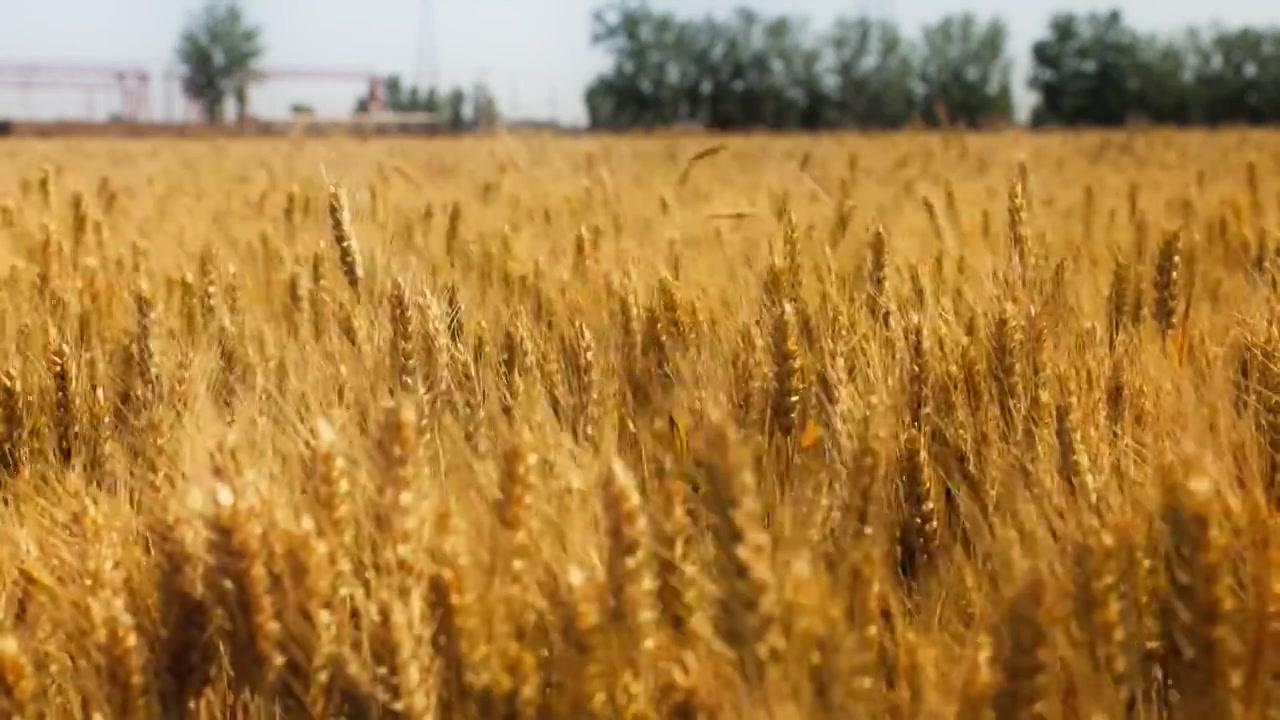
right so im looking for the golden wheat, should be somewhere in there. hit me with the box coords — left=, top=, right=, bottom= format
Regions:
left=0, top=129, right=1274, bottom=718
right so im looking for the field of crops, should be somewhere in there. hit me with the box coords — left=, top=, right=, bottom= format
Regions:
left=0, top=129, right=1276, bottom=718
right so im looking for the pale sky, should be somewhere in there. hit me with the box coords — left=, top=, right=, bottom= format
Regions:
left=0, top=0, right=1276, bottom=125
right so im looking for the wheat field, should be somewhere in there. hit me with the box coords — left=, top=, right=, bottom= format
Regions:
left=0, top=129, right=1276, bottom=719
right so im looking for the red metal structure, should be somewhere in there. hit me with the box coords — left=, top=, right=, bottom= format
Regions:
left=0, top=79, right=117, bottom=120
left=0, top=61, right=386, bottom=124
left=0, top=63, right=151, bottom=120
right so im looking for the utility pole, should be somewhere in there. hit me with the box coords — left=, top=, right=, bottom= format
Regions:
left=416, top=0, right=439, bottom=89
left=509, top=74, right=519, bottom=120
left=861, top=0, right=893, bottom=18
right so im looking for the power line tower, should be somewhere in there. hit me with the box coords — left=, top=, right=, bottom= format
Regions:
left=415, top=0, right=439, bottom=89
left=860, top=0, right=894, bottom=19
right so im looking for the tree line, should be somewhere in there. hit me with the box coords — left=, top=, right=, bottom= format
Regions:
left=174, top=0, right=1280, bottom=130
left=585, top=1, right=1280, bottom=130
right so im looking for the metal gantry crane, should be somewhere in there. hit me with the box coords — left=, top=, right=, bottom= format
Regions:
left=163, top=65, right=386, bottom=122
left=2, top=2, right=434, bottom=126
left=257, top=67, right=387, bottom=116
left=0, top=63, right=151, bottom=120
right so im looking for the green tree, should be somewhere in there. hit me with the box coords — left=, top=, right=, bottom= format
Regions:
left=917, top=13, right=1013, bottom=127
left=828, top=17, right=918, bottom=128
left=471, top=83, right=499, bottom=128
left=722, top=8, right=774, bottom=129
left=385, top=76, right=407, bottom=110
left=682, top=14, right=733, bottom=128
left=445, top=87, right=468, bottom=130
left=176, top=0, right=265, bottom=125
left=583, top=2, right=1280, bottom=132
left=1187, top=25, right=1280, bottom=125
left=587, top=4, right=914, bottom=131
left=1027, top=14, right=1280, bottom=127
left=759, top=15, right=827, bottom=129
left=1128, top=31, right=1195, bottom=124
left=586, top=75, right=626, bottom=129
left=1029, top=10, right=1143, bottom=127
left=588, top=1, right=686, bottom=128
left=423, top=87, right=442, bottom=115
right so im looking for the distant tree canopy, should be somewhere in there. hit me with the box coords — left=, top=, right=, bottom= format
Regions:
left=584, top=1, right=1013, bottom=131
left=1030, top=10, right=1280, bottom=127
left=585, top=1, right=1280, bottom=131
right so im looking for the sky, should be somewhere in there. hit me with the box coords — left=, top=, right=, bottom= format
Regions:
left=0, top=0, right=1276, bottom=126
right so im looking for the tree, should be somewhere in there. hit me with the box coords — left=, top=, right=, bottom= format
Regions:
left=1027, top=10, right=1280, bottom=127
left=423, top=87, right=442, bottom=115
left=586, top=4, right=834, bottom=131
left=176, top=0, right=265, bottom=125
left=586, top=75, right=626, bottom=129
left=583, top=4, right=1015, bottom=132
left=917, top=13, right=1014, bottom=128
left=582, top=2, right=1280, bottom=132
left=588, top=1, right=686, bottom=128
left=758, top=15, right=827, bottom=129
left=716, top=8, right=775, bottom=129
left=1029, top=10, right=1142, bottom=127
left=828, top=17, right=918, bottom=128
left=445, top=88, right=468, bottom=130
left=471, top=83, right=499, bottom=128
left=1128, top=31, right=1195, bottom=125
left=1187, top=25, right=1280, bottom=125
